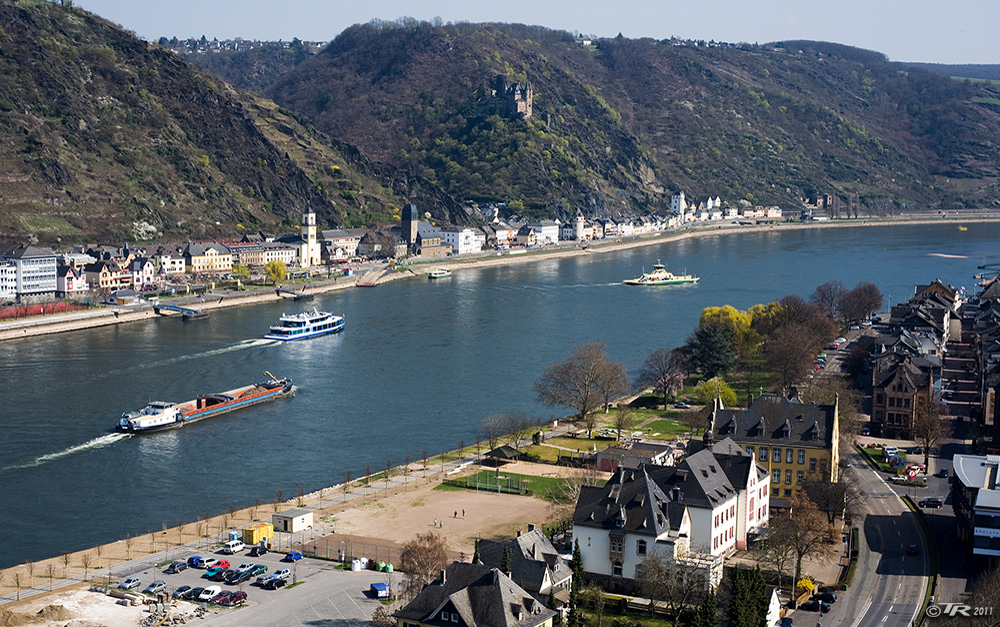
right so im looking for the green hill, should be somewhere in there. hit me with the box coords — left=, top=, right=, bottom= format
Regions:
left=263, top=21, right=1000, bottom=216
left=0, top=1, right=464, bottom=245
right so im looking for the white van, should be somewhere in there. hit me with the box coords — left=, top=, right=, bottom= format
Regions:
left=222, top=540, right=245, bottom=555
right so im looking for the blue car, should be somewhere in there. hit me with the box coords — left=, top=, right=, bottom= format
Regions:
left=283, top=551, right=303, bottom=562
left=187, top=556, right=203, bottom=568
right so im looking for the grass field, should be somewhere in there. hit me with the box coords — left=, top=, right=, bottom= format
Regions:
left=439, top=469, right=578, bottom=503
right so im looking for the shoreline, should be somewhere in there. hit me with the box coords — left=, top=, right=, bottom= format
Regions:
left=2, top=215, right=994, bottom=343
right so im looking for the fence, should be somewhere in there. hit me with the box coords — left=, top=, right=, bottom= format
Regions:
left=442, top=471, right=529, bottom=495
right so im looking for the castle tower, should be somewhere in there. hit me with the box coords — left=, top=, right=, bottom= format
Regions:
left=671, top=190, right=687, bottom=223
left=301, top=209, right=320, bottom=267
left=402, top=203, right=420, bottom=246
left=574, top=210, right=585, bottom=241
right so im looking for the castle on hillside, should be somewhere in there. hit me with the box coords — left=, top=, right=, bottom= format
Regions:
left=476, top=74, right=532, bottom=119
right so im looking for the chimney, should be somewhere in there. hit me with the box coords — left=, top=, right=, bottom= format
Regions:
left=747, top=392, right=754, bottom=408
left=440, top=569, right=446, bottom=585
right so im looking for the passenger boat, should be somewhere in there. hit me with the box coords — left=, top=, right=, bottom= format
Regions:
left=624, top=261, right=699, bottom=286
left=117, top=373, right=293, bottom=433
left=264, top=308, right=345, bottom=341
left=428, top=268, right=452, bottom=279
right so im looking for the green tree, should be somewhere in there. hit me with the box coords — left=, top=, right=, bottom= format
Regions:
left=231, top=263, right=251, bottom=281
left=692, top=377, right=738, bottom=407
left=685, top=320, right=737, bottom=378
left=690, top=591, right=718, bottom=627
left=567, top=539, right=584, bottom=627
left=264, top=259, right=287, bottom=285
left=472, top=538, right=481, bottom=564
left=501, top=546, right=511, bottom=576
left=726, top=567, right=767, bottom=627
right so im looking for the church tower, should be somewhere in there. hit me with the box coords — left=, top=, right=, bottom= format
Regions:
left=402, top=203, right=420, bottom=247
left=301, top=209, right=319, bottom=267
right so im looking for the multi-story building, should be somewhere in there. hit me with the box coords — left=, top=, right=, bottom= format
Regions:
left=183, top=242, right=233, bottom=274
left=0, top=243, right=58, bottom=299
left=440, top=226, right=483, bottom=255
left=152, top=247, right=186, bottom=275
left=82, top=260, right=131, bottom=291
left=708, top=393, right=839, bottom=506
left=56, top=265, right=89, bottom=296
left=953, top=453, right=1000, bottom=557
left=871, top=354, right=935, bottom=439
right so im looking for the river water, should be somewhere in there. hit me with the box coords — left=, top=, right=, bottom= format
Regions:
left=0, top=222, right=994, bottom=567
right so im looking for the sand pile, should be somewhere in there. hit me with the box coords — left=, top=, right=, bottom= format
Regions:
left=34, top=606, right=73, bottom=621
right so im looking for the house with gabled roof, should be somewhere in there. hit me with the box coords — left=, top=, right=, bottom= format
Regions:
left=394, top=562, right=556, bottom=627
left=871, top=354, right=934, bottom=439
left=709, top=392, right=839, bottom=507
left=478, top=525, right=572, bottom=599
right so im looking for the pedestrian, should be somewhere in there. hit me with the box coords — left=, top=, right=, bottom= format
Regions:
left=454, top=511, right=457, bottom=518
left=462, top=509, right=465, bottom=518
left=434, top=518, right=437, bottom=527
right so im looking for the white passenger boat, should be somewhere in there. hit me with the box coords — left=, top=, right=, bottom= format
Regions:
left=264, top=308, right=345, bottom=341
left=428, top=268, right=452, bottom=279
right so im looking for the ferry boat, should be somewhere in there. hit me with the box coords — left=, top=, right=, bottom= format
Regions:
left=117, top=373, right=293, bottom=433
left=624, top=261, right=699, bottom=286
left=264, top=308, right=345, bottom=341
left=428, top=268, right=452, bottom=279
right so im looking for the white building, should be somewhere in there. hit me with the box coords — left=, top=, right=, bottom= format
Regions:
left=527, top=220, right=560, bottom=245
left=0, top=243, right=58, bottom=299
left=671, top=190, right=687, bottom=223
left=153, top=248, right=187, bottom=275
left=56, top=265, right=88, bottom=297
left=0, top=260, right=15, bottom=300
left=272, top=508, right=313, bottom=533
left=441, top=226, right=483, bottom=255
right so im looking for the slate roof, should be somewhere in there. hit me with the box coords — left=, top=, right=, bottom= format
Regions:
left=478, top=527, right=572, bottom=595
left=873, top=355, right=931, bottom=390
left=394, top=562, right=556, bottom=627
left=647, top=448, right=740, bottom=509
left=572, top=466, right=685, bottom=537
left=0, top=243, right=56, bottom=259
left=184, top=241, right=230, bottom=256
left=712, top=393, right=836, bottom=448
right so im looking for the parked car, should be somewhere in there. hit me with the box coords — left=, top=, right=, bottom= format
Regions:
left=235, top=562, right=255, bottom=572
left=143, top=580, right=167, bottom=594
left=118, top=576, right=141, bottom=590
left=204, top=566, right=226, bottom=578
left=273, top=568, right=292, bottom=580
left=939, top=468, right=950, bottom=478
left=184, top=587, right=205, bottom=601
left=283, top=551, right=303, bottom=562
left=211, top=590, right=233, bottom=605
left=890, top=474, right=908, bottom=483
left=165, top=562, right=187, bottom=574
left=226, top=570, right=252, bottom=585
left=801, top=600, right=831, bottom=613
left=249, top=546, right=268, bottom=557
left=214, top=559, right=231, bottom=570
left=249, top=564, right=268, bottom=576
left=816, top=592, right=838, bottom=603
left=780, top=618, right=793, bottom=627
left=172, top=585, right=192, bottom=599
left=256, top=574, right=277, bottom=586
left=673, top=402, right=690, bottom=409
left=224, top=591, right=248, bottom=606
left=200, top=558, right=218, bottom=569
left=210, top=569, right=234, bottom=582
left=263, top=577, right=287, bottom=590
left=186, top=556, right=203, bottom=568
left=919, top=498, right=943, bottom=509
left=199, top=586, right=222, bottom=601
left=906, top=544, right=919, bottom=556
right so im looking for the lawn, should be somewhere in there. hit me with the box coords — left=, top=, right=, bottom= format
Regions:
left=439, top=469, right=584, bottom=504
left=641, top=419, right=693, bottom=440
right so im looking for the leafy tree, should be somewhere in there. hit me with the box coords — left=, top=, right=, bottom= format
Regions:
left=264, top=259, right=287, bottom=285
left=690, top=590, right=718, bottom=627
left=535, top=342, right=617, bottom=433
left=400, top=531, right=449, bottom=601
left=692, top=377, right=738, bottom=407
left=726, top=567, right=767, bottom=627
left=638, top=347, right=686, bottom=409
left=231, top=263, right=251, bottom=280
left=685, top=320, right=737, bottom=378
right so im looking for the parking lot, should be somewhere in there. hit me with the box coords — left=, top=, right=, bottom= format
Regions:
left=129, top=547, right=400, bottom=626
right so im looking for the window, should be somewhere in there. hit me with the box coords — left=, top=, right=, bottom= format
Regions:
left=772, top=470, right=780, bottom=483
left=786, top=449, right=793, bottom=463
left=784, top=489, right=792, bottom=496
left=759, top=447, right=768, bottom=461
left=610, top=538, right=623, bottom=554
left=798, top=450, right=805, bottom=464
left=452, top=615, right=458, bottom=623
left=785, top=470, right=792, bottom=484
left=637, top=540, right=647, bottom=556
left=809, top=458, right=817, bottom=472
left=820, top=460, right=828, bottom=475
left=442, top=612, right=450, bottom=621
left=797, top=471, right=804, bottom=483
left=773, top=448, right=781, bottom=462
left=772, top=488, right=779, bottom=496
left=612, top=561, right=623, bottom=577
left=747, top=446, right=754, bottom=456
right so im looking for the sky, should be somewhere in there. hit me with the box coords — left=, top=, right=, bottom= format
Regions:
left=72, top=0, right=1000, bottom=65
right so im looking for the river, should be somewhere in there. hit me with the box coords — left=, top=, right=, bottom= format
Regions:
left=0, top=221, right=993, bottom=567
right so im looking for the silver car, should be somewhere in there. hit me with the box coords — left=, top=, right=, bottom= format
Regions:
left=118, top=576, right=141, bottom=590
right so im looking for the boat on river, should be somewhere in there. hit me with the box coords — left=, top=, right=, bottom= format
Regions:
left=116, top=373, right=293, bottom=433
left=264, top=308, right=345, bottom=341
left=428, top=268, right=452, bottom=279
left=624, top=261, right=699, bottom=286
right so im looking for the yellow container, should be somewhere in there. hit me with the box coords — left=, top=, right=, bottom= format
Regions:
left=243, top=522, right=274, bottom=546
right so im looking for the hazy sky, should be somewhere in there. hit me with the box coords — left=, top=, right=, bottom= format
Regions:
left=73, top=0, right=998, bottom=65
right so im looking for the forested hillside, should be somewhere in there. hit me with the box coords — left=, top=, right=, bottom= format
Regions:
left=263, top=22, right=1000, bottom=217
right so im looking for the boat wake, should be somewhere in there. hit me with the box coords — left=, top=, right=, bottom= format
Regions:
left=152, top=338, right=280, bottom=368
left=2, top=432, right=132, bottom=471
left=927, top=253, right=968, bottom=259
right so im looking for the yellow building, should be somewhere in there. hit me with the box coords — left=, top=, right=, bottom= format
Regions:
left=183, top=241, right=233, bottom=274
left=708, top=392, right=839, bottom=506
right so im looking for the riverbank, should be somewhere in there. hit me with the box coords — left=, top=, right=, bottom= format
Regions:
left=1, top=214, right=993, bottom=343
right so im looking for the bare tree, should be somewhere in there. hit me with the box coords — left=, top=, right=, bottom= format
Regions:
left=534, top=341, right=613, bottom=431
left=596, top=358, right=631, bottom=413
left=23, top=560, right=34, bottom=587
left=612, top=404, right=635, bottom=440
left=45, top=564, right=55, bottom=591
left=371, top=605, right=396, bottom=627
left=125, top=535, right=135, bottom=560
left=913, top=398, right=950, bottom=469
left=765, top=324, right=815, bottom=394
left=250, top=499, right=261, bottom=521
left=759, top=529, right=796, bottom=597
left=13, top=572, right=22, bottom=600
left=80, top=554, right=92, bottom=582
left=771, top=492, right=836, bottom=607
left=458, top=439, right=466, bottom=459
left=149, top=529, right=156, bottom=553
left=939, top=563, right=1000, bottom=627
left=421, top=450, right=429, bottom=478
left=384, top=459, right=393, bottom=492
left=177, top=521, right=187, bottom=547
left=403, top=455, right=412, bottom=484
left=811, top=281, right=846, bottom=318
left=583, top=582, right=609, bottom=627
left=228, top=504, right=239, bottom=524
left=297, top=483, right=307, bottom=507
left=364, top=465, right=372, bottom=495
left=503, top=411, right=536, bottom=449
left=273, top=489, right=285, bottom=513
left=399, top=532, right=449, bottom=601
left=343, top=470, right=353, bottom=502
left=801, top=376, right=862, bottom=451
left=95, top=544, right=103, bottom=569
left=480, top=413, right=506, bottom=454
left=60, top=552, right=70, bottom=578
left=637, top=347, right=686, bottom=409
left=636, top=549, right=707, bottom=627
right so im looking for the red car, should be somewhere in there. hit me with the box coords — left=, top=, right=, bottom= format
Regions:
left=214, top=559, right=231, bottom=570
left=223, top=591, right=248, bottom=606
left=211, top=590, right=233, bottom=605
